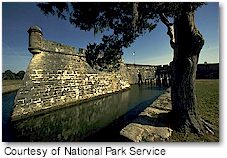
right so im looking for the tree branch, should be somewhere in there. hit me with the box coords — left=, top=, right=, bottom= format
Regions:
left=132, top=3, right=139, bottom=34
left=159, top=13, right=175, bottom=49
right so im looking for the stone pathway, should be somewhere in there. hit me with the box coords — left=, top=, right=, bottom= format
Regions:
left=120, top=88, right=173, bottom=142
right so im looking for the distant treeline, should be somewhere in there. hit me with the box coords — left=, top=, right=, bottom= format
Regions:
left=2, top=70, right=25, bottom=80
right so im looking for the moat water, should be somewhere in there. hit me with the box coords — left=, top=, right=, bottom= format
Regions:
left=2, top=91, right=17, bottom=141
left=2, top=85, right=165, bottom=142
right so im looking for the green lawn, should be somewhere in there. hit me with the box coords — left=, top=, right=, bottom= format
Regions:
left=2, top=80, right=23, bottom=86
left=2, top=80, right=23, bottom=94
left=169, top=79, right=219, bottom=142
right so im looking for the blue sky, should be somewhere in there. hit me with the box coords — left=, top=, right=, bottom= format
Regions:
left=2, top=2, right=219, bottom=72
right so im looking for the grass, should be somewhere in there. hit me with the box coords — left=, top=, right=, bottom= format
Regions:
left=2, top=80, right=23, bottom=86
left=169, top=79, right=219, bottom=142
left=2, top=80, right=23, bottom=94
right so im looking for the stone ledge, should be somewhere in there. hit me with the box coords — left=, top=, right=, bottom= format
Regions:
left=120, top=88, right=173, bottom=142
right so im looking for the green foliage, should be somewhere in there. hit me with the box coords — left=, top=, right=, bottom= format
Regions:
left=86, top=39, right=122, bottom=71
left=17, top=71, right=26, bottom=80
left=2, top=70, right=25, bottom=80
left=37, top=2, right=204, bottom=71
left=37, top=3, right=69, bottom=20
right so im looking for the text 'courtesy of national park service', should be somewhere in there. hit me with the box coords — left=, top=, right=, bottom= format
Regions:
left=4, top=146, right=166, bottom=157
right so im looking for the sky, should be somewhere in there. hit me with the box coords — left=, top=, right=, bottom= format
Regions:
left=2, top=2, right=219, bottom=72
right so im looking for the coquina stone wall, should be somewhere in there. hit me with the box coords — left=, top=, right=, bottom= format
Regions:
left=12, top=88, right=133, bottom=141
left=125, top=64, right=157, bottom=84
left=12, top=26, right=130, bottom=120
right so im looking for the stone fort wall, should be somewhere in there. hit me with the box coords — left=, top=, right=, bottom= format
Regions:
left=125, top=64, right=157, bottom=84
left=12, top=26, right=158, bottom=120
left=12, top=26, right=132, bottom=120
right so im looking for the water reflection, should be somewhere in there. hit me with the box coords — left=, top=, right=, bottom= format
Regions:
left=9, top=85, right=165, bottom=142
left=2, top=92, right=17, bottom=142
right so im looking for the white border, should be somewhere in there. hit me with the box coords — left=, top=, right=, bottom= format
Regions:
left=1, top=1, right=226, bottom=158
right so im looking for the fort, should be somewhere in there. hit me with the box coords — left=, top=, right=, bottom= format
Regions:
left=12, top=26, right=163, bottom=121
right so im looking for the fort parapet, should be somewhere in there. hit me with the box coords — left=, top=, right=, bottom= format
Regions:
left=27, top=26, right=84, bottom=56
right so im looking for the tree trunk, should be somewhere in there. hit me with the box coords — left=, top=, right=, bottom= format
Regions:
left=170, top=5, right=205, bottom=134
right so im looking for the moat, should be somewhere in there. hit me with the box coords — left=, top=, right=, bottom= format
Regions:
left=3, top=85, right=165, bottom=142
